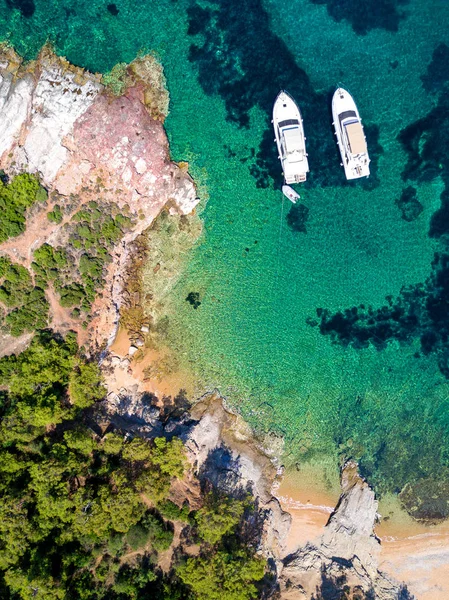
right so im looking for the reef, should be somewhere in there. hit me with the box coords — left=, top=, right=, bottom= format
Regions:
left=308, top=43, right=449, bottom=522
left=395, top=186, right=423, bottom=222
left=420, top=42, right=449, bottom=95
left=286, top=203, right=310, bottom=234
left=309, top=0, right=409, bottom=35
left=314, top=47, right=449, bottom=379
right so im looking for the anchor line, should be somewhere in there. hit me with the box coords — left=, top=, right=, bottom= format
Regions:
left=274, top=186, right=286, bottom=284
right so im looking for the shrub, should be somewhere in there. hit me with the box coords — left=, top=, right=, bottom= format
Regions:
left=102, top=62, right=129, bottom=96
left=59, top=283, right=86, bottom=307
left=0, top=173, right=47, bottom=242
left=47, top=205, right=63, bottom=223
left=157, top=499, right=191, bottom=522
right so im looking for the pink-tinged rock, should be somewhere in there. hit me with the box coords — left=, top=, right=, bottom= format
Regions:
left=55, top=83, right=199, bottom=225
left=0, top=48, right=199, bottom=221
left=0, top=47, right=199, bottom=351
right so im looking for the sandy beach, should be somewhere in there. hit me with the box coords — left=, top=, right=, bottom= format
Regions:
left=109, top=328, right=449, bottom=600
left=275, top=468, right=449, bottom=599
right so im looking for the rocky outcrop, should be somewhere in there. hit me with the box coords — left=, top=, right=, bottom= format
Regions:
left=103, top=387, right=291, bottom=562
left=279, top=462, right=413, bottom=599
left=0, top=44, right=199, bottom=349
left=0, top=48, right=101, bottom=181
left=0, top=45, right=198, bottom=221
left=102, top=384, right=413, bottom=598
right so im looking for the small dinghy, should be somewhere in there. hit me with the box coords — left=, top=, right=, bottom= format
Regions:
left=282, top=184, right=300, bottom=204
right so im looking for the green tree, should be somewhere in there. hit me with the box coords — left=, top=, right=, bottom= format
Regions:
left=68, top=361, right=106, bottom=409
left=150, top=437, right=187, bottom=478
left=64, top=428, right=97, bottom=456
left=102, top=432, right=124, bottom=455
left=0, top=332, right=76, bottom=442
left=177, top=550, right=265, bottom=600
left=122, top=437, right=153, bottom=462
left=0, top=496, right=33, bottom=569
left=194, top=495, right=246, bottom=545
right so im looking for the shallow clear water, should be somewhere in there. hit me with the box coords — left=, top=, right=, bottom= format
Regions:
left=2, top=0, right=449, bottom=494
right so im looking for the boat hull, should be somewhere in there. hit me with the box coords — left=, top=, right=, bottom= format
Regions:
left=332, top=88, right=370, bottom=180
left=273, top=91, right=309, bottom=184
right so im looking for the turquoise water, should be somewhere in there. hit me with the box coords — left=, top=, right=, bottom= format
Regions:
left=3, top=0, right=449, bottom=496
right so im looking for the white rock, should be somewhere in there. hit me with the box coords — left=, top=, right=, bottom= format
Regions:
left=128, top=345, right=138, bottom=356
left=19, top=62, right=101, bottom=183
left=0, top=72, right=34, bottom=159
left=140, top=325, right=150, bottom=333
left=135, top=157, right=147, bottom=174
left=122, top=166, right=133, bottom=184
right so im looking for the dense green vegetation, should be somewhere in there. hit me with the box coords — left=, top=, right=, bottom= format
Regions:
left=32, top=200, right=133, bottom=318
left=0, top=170, right=266, bottom=598
left=177, top=551, right=265, bottom=600
left=0, top=173, right=47, bottom=242
left=194, top=494, right=246, bottom=545
left=0, top=172, right=135, bottom=336
left=0, top=331, right=266, bottom=599
left=0, top=256, right=49, bottom=335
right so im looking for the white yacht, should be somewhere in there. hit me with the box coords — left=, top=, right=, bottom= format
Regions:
left=332, top=88, right=370, bottom=180
left=273, top=91, right=309, bottom=184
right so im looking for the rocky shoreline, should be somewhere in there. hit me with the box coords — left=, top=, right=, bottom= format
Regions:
left=0, top=43, right=199, bottom=353
left=0, top=44, right=423, bottom=598
left=101, top=378, right=413, bottom=599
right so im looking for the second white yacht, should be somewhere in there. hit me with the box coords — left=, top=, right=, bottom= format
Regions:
left=332, top=88, right=370, bottom=180
left=273, top=91, right=309, bottom=185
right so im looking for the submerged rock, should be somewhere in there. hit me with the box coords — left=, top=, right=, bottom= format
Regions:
left=399, top=476, right=449, bottom=523
left=395, top=186, right=423, bottom=222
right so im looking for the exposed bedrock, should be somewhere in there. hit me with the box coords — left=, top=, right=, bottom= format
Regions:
left=0, top=45, right=199, bottom=227
left=103, top=385, right=412, bottom=598
left=103, top=387, right=291, bottom=564
left=0, top=44, right=199, bottom=349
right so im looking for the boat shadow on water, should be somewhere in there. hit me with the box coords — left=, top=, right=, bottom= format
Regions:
left=187, top=0, right=383, bottom=191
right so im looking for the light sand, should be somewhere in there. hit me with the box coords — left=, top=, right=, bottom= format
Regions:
left=274, top=468, right=449, bottom=599
left=109, top=327, right=197, bottom=400
left=274, top=462, right=340, bottom=554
